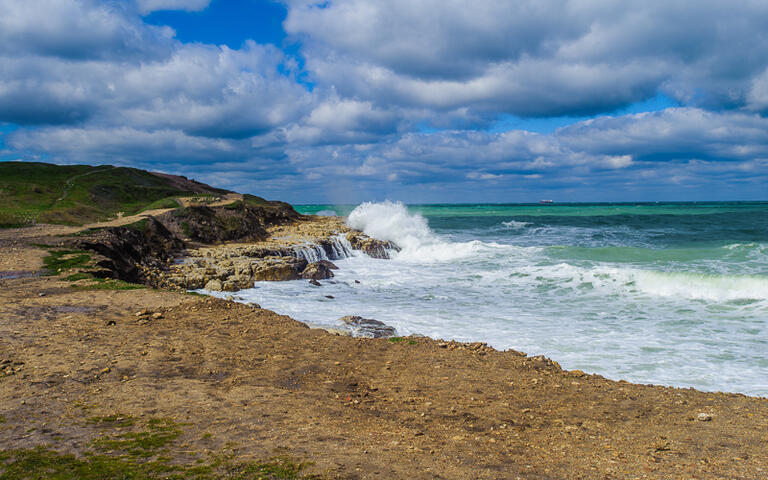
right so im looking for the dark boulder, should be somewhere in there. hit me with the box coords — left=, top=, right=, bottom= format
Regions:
left=76, top=217, right=184, bottom=284
left=339, top=315, right=397, bottom=338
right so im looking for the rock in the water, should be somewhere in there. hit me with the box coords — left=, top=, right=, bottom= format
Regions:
left=339, top=315, right=397, bottom=338
left=300, top=261, right=336, bottom=280
left=309, top=279, right=321, bottom=286
left=204, top=279, right=223, bottom=291
left=315, top=260, right=339, bottom=270
left=345, top=232, right=398, bottom=259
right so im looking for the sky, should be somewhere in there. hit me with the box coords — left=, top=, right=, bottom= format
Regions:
left=1, top=0, right=767, bottom=203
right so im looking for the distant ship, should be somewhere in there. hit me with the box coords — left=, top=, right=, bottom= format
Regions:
left=539, top=199, right=554, bottom=204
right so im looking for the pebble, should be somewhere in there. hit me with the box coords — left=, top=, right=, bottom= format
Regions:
left=697, top=412, right=713, bottom=422
left=151, top=312, right=163, bottom=319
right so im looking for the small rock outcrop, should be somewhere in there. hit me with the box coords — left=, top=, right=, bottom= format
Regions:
left=252, top=257, right=308, bottom=281
left=76, top=217, right=184, bottom=284
left=300, top=261, right=337, bottom=280
left=345, top=232, right=398, bottom=259
left=157, top=201, right=299, bottom=244
left=339, top=315, right=397, bottom=338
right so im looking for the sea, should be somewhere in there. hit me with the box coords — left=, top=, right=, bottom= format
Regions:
left=206, top=201, right=768, bottom=397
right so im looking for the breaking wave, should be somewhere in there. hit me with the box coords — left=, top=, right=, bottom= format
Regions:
left=346, top=201, right=512, bottom=262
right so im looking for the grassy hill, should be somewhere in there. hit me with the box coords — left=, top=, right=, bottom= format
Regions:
left=0, top=162, right=232, bottom=227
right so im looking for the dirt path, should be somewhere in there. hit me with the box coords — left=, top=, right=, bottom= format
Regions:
left=54, top=166, right=116, bottom=204
left=1, top=229, right=767, bottom=479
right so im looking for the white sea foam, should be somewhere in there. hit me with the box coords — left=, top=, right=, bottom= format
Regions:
left=626, top=269, right=768, bottom=302
left=347, top=200, right=514, bottom=262
left=510, top=262, right=768, bottom=302
left=501, top=220, right=531, bottom=230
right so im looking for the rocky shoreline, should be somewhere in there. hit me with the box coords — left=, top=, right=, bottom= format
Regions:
left=2, top=211, right=768, bottom=479
left=151, top=216, right=396, bottom=293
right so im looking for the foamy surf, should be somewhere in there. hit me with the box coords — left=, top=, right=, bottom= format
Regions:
left=347, top=200, right=519, bottom=262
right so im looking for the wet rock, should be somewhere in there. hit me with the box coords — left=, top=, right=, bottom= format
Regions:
left=346, top=232, right=398, bottom=259
left=315, top=260, right=339, bottom=270
left=339, top=315, right=397, bottom=338
left=309, top=279, right=321, bottom=287
left=300, top=261, right=336, bottom=280
left=205, top=279, right=223, bottom=291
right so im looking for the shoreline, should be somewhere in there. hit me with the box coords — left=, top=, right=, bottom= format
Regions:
left=2, top=219, right=768, bottom=478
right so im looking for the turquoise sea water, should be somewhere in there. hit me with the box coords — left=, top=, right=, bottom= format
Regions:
left=219, top=202, right=768, bottom=395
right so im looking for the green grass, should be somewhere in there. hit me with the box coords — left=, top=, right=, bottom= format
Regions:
left=0, top=415, right=5, bottom=424
left=0, top=162, right=229, bottom=227
left=139, top=197, right=181, bottom=211
left=70, top=278, right=144, bottom=291
left=64, top=272, right=93, bottom=281
left=389, top=337, right=417, bottom=345
left=42, top=250, right=92, bottom=275
left=0, top=416, right=322, bottom=479
left=0, top=449, right=319, bottom=480
left=92, top=418, right=183, bottom=457
left=86, top=415, right=136, bottom=428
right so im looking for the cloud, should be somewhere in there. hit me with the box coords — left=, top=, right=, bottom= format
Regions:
left=8, top=107, right=768, bottom=201
left=273, top=107, right=768, bottom=200
left=1, top=1, right=767, bottom=202
left=136, top=0, right=211, bottom=15
left=285, top=0, right=768, bottom=117
left=0, top=0, right=175, bottom=60
left=0, top=2, right=311, bottom=136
